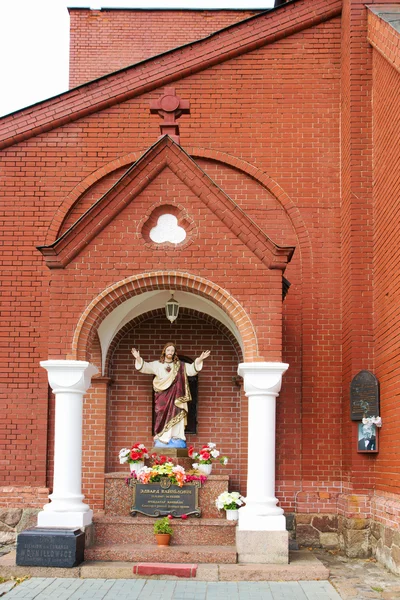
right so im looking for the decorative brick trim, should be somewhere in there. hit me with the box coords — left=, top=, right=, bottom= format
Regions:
left=45, top=151, right=143, bottom=244
left=39, top=137, right=294, bottom=270
left=188, top=147, right=313, bottom=273
left=71, top=271, right=258, bottom=361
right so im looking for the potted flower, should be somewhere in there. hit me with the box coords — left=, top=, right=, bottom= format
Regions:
left=189, top=442, right=229, bottom=475
left=215, top=491, right=245, bottom=520
left=153, top=516, right=173, bottom=546
left=119, top=443, right=149, bottom=474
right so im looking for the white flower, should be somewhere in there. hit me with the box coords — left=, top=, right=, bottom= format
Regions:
left=192, top=463, right=199, bottom=469
left=220, top=456, right=229, bottom=465
left=207, top=442, right=216, bottom=449
left=119, top=448, right=131, bottom=464
left=211, top=449, right=220, bottom=458
left=173, top=465, right=185, bottom=474
left=362, top=416, right=382, bottom=428
left=138, top=444, right=146, bottom=449
left=215, top=491, right=245, bottom=510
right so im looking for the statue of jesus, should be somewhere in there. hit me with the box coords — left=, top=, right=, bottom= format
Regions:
left=131, top=343, right=210, bottom=448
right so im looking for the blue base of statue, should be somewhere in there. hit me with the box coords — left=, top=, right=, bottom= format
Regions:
left=154, top=439, right=187, bottom=448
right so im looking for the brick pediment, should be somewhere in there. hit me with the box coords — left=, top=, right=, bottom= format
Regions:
left=38, top=136, right=294, bottom=270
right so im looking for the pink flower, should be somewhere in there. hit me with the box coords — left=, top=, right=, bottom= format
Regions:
left=181, top=514, right=188, bottom=520
left=167, top=514, right=173, bottom=520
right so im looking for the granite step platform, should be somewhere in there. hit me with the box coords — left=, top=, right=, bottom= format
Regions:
left=0, top=549, right=329, bottom=581
left=85, top=543, right=237, bottom=564
left=92, top=515, right=236, bottom=546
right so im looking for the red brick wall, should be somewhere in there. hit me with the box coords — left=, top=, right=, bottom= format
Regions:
left=340, top=0, right=375, bottom=494
left=69, top=9, right=262, bottom=88
left=372, top=50, right=400, bottom=495
left=1, top=14, right=343, bottom=518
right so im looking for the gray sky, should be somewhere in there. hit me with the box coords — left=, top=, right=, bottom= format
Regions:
left=0, top=0, right=274, bottom=118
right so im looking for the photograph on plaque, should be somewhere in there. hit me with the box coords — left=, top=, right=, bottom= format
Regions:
left=350, top=370, right=380, bottom=421
left=357, top=422, right=378, bottom=453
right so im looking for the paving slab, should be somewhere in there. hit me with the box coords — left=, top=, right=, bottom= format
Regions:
left=0, top=578, right=341, bottom=599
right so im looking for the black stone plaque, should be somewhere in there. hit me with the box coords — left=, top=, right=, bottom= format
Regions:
left=130, top=478, right=201, bottom=518
left=16, top=527, right=85, bottom=567
left=350, top=370, right=380, bottom=421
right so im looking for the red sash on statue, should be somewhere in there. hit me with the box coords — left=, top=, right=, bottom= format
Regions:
left=154, top=361, right=191, bottom=437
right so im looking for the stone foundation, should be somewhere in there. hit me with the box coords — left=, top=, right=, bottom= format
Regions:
left=295, top=513, right=339, bottom=549
left=339, top=516, right=371, bottom=558
left=0, top=509, right=41, bottom=547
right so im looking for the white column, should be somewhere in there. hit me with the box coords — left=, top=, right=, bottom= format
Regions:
left=237, top=362, right=288, bottom=531
left=38, top=360, right=98, bottom=528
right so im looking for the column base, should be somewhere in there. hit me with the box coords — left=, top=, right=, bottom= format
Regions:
left=37, top=509, right=93, bottom=528
left=236, top=529, right=289, bottom=564
left=238, top=510, right=286, bottom=531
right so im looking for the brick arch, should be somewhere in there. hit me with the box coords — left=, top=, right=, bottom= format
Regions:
left=45, top=150, right=144, bottom=244
left=71, top=272, right=258, bottom=362
left=187, top=146, right=313, bottom=272
left=104, top=307, right=244, bottom=376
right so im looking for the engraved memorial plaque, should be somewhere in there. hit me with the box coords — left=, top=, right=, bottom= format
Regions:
left=350, top=370, right=380, bottom=421
left=130, top=478, right=201, bottom=518
left=16, top=527, right=85, bottom=567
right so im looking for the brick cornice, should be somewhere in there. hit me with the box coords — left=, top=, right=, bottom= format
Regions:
left=0, top=0, right=341, bottom=150
left=37, top=136, right=295, bottom=270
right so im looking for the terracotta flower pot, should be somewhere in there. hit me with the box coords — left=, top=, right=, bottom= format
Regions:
left=155, top=533, right=171, bottom=546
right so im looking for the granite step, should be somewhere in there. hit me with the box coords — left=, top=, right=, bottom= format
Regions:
left=85, top=543, right=237, bottom=564
left=92, top=515, right=236, bottom=546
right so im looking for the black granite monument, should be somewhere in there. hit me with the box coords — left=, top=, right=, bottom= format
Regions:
left=16, top=527, right=85, bottom=567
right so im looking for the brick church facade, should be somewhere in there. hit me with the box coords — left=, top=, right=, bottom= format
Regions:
left=1, top=0, right=400, bottom=570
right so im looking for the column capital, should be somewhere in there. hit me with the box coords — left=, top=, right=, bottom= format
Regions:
left=238, top=362, right=288, bottom=397
left=40, top=360, right=98, bottom=395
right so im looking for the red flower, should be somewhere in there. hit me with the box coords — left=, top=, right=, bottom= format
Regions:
left=188, top=446, right=194, bottom=458
left=167, top=514, right=173, bottom=520
left=160, top=455, right=167, bottom=464
left=200, top=451, right=210, bottom=460
left=181, top=514, right=188, bottom=520
left=130, top=451, right=141, bottom=461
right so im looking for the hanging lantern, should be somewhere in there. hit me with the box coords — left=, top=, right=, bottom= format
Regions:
left=165, top=292, right=179, bottom=323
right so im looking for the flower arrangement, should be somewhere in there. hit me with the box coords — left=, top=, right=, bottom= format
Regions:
left=136, top=461, right=186, bottom=487
left=153, top=516, right=173, bottom=536
left=215, top=491, right=245, bottom=511
left=119, top=443, right=149, bottom=464
left=362, top=416, right=382, bottom=427
left=188, top=442, right=229, bottom=467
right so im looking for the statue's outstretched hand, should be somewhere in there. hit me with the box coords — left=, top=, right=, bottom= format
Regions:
left=131, top=347, right=140, bottom=360
left=199, top=350, right=211, bottom=362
